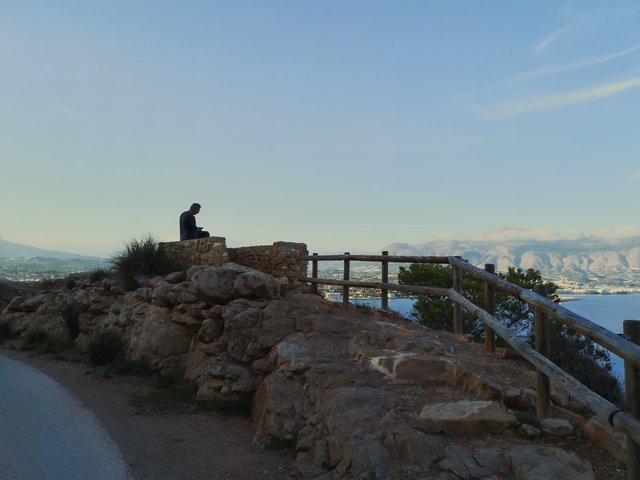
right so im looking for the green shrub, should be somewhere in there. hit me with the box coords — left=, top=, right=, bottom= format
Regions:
left=110, top=235, right=181, bottom=290
left=20, top=328, right=74, bottom=354
left=87, top=330, right=126, bottom=366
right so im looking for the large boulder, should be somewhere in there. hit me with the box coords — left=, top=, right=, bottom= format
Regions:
left=232, top=270, right=280, bottom=300
left=187, top=263, right=282, bottom=305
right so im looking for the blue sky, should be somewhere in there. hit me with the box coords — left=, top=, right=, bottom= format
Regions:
left=1, top=1, right=639, bottom=257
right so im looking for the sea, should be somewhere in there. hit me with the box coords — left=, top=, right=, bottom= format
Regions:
left=338, top=293, right=640, bottom=387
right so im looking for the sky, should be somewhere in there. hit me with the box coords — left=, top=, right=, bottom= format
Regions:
left=1, top=1, right=640, bottom=257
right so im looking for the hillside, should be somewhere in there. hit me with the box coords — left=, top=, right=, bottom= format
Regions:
left=382, top=236, right=640, bottom=292
left=0, top=239, right=106, bottom=281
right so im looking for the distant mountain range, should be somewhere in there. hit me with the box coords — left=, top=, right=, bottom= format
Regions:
left=0, top=238, right=104, bottom=261
left=0, top=239, right=106, bottom=281
left=3, top=236, right=640, bottom=291
left=382, top=236, right=640, bottom=292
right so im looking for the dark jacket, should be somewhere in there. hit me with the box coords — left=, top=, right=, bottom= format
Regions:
left=179, top=211, right=198, bottom=240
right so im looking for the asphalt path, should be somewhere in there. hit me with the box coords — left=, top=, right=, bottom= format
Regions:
left=0, top=354, right=131, bottom=480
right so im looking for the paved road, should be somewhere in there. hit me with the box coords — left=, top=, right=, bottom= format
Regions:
left=0, top=355, right=131, bottom=480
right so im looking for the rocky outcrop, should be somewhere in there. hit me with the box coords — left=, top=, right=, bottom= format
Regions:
left=0, top=264, right=620, bottom=479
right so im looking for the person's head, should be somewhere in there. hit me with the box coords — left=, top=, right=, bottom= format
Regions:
left=190, top=203, right=201, bottom=215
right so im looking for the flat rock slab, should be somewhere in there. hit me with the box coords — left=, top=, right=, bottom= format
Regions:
left=417, top=400, right=517, bottom=434
left=509, top=445, right=594, bottom=480
left=437, top=445, right=595, bottom=480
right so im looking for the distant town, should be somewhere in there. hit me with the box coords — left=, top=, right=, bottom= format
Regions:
left=312, top=266, right=640, bottom=298
left=0, top=257, right=108, bottom=283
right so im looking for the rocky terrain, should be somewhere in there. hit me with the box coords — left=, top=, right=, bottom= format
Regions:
left=0, top=264, right=629, bottom=479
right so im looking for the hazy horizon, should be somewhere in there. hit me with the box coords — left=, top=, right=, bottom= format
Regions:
left=3, top=225, right=640, bottom=258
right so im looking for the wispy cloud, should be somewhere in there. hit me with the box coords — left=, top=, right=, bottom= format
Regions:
left=535, top=27, right=568, bottom=54
left=506, top=41, right=640, bottom=84
left=55, top=105, right=100, bottom=123
left=475, top=75, right=640, bottom=118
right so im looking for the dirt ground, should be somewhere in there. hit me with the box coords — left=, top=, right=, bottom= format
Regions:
left=1, top=347, right=296, bottom=480
left=0, top=339, right=629, bottom=480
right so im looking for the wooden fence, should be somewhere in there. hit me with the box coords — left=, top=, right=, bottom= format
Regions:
left=299, top=251, right=640, bottom=479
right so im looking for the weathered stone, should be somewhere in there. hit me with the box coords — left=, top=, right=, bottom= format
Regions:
left=503, top=387, right=536, bottom=410
left=517, top=424, right=541, bottom=438
left=224, top=307, right=262, bottom=331
left=210, top=362, right=259, bottom=393
left=151, top=281, right=174, bottom=307
left=127, top=304, right=194, bottom=359
left=382, top=426, right=445, bottom=467
left=508, top=445, right=594, bottom=480
left=336, top=438, right=390, bottom=480
left=370, top=353, right=455, bottom=386
left=253, top=371, right=303, bottom=442
left=473, top=447, right=511, bottom=476
left=197, top=317, right=224, bottom=343
left=165, top=271, right=186, bottom=283
left=320, top=386, right=392, bottom=434
left=188, top=263, right=250, bottom=303
left=232, top=270, right=280, bottom=300
left=418, top=400, right=517, bottom=435
left=541, top=418, right=574, bottom=436
left=438, top=445, right=491, bottom=479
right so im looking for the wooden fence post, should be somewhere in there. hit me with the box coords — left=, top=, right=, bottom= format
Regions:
left=343, top=252, right=350, bottom=306
left=534, top=284, right=550, bottom=419
left=623, top=320, right=640, bottom=480
left=452, top=259, right=462, bottom=334
left=381, top=251, right=389, bottom=311
left=483, top=263, right=496, bottom=353
left=311, top=253, right=318, bottom=295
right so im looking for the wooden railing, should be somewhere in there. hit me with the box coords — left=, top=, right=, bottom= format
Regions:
left=299, top=251, right=640, bottom=478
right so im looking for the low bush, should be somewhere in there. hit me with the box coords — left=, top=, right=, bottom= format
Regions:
left=90, top=267, right=111, bottom=283
left=20, top=328, right=74, bottom=355
left=0, top=318, right=15, bottom=344
left=110, top=235, right=181, bottom=290
left=87, top=330, right=126, bottom=366
left=131, top=376, right=253, bottom=415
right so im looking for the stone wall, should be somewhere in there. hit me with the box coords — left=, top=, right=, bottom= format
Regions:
left=159, top=238, right=308, bottom=284
left=227, top=242, right=308, bottom=283
left=160, top=237, right=228, bottom=268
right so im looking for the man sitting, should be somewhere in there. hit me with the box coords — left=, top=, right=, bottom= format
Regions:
left=179, top=203, right=210, bottom=240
